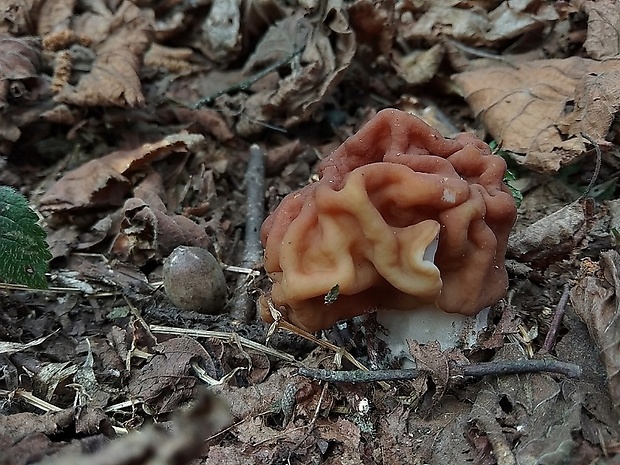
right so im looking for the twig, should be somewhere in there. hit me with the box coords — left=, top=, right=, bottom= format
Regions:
left=297, top=358, right=581, bottom=383
left=458, top=359, right=580, bottom=378
left=194, top=46, right=304, bottom=108
left=230, top=144, right=265, bottom=322
left=474, top=407, right=517, bottom=465
left=540, top=284, right=571, bottom=354
left=580, top=132, right=602, bottom=199
left=243, top=144, right=266, bottom=267
left=263, top=297, right=391, bottom=388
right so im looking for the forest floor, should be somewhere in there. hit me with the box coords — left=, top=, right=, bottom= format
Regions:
left=1, top=1, right=620, bottom=464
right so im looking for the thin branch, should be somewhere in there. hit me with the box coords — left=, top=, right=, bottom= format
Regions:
left=230, top=144, right=265, bottom=322
left=540, top=284, right=571, bottom=354
left=243, top=144, right=266, bottom=266
left=194, top=46, right=304, bottom=108
left=297, top=358, right=581, bottom=383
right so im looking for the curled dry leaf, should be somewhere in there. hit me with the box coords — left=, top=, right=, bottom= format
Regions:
left=239, top=1, right=355, bottom=132
left=143, top=43, right=196, bottom=74
left=39, top=132, right=204, bottom=216
left=56, top=1, right=152, bottom=107
left=454, top=57, right=620, bottom=171
left=111, top=197, right=211, bottom=266
left=570, top=251, right=620, bottom=411
left=0, top=34, right=41, bottom=107
left=402, top=1, right=557, bottom=45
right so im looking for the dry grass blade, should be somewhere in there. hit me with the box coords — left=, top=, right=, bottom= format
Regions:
left=149, top=324, right=297, bottom=364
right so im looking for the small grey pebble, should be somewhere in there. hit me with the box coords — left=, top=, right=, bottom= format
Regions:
left=163, top=246, right=227, bottom=313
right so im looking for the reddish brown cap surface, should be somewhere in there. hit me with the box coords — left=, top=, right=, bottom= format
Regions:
left=260, top=109, right=517, bottom=332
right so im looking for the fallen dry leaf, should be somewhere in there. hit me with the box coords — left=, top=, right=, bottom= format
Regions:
left=56, top=1, right=152, bottom=107
left=198, top=0, right=242, bottom=63
left=37, top=0, right=75, bottom=36
left=0, top=34, right=41, bottom=106
left=485, top=0, right=558, bottom=42
left=468, top=344, right=587, bottom=465
left=347, top=0, right=395, bottom=57
left=407, top=341, right=451, bottom=405
left=508, top=200, right=590, bottom=266
left=394, top=43, right=445, bottom=86
left=454, top=57, right=620, bottom=171
left=402, top=1, right=557, bottom=45
left=571, top=251, right=620, bottom=411
left=128, top=336, right=213, bottom=414
left=0, top=407, right=113, bottom=465
left=583, top=0, right=620, bottom=59
left=404, top=5, right=490, bottom=44
left=39, top=132, right=204, bottom=216
left=110, top=197, right=211, bottom=266
left=236, top=1, right=355, bottom=133
left=559, top=59, right=620, bottom=142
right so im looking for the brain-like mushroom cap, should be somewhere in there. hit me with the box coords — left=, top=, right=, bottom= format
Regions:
left=260, top=109, right=517, bottom=332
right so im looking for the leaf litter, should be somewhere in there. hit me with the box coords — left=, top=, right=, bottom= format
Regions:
left=1, top=1, right=620, bottom=464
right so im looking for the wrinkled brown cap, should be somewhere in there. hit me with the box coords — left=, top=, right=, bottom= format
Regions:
left=260, top=109, right=517, bottom=332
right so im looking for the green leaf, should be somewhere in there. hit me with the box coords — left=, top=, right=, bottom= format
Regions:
left=0, top=186, right=51, bottom=288
left=503, top=169, right=523, bottom=208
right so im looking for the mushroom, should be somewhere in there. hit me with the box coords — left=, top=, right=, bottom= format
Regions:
left=259, top=109, right=517, bottom=359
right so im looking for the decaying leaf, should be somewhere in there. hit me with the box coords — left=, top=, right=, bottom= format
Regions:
left=236, top=0, right=355, bottom=133
left=402, top=1, right=557, bottom=45
left=128, top=337, right=212, bottom=414
left=468, top=344, right=586, bottom=465
left=56, top=1, right=152, bottom=107
left=110, top=185, right=211, bottom=266
left=455, top=57, right=620, bottom=171
left=0, top=406, right=114, bottom=465
left=508, top=200, right=590, bottom=266
left=0, top=34, right=41, bottom=107
left=571, top=251, right=620, bottom=411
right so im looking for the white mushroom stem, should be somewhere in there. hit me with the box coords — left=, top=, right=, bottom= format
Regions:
left=374, top=234, right=490, bottom=366
left=375, top=306, right=490, bottom=365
